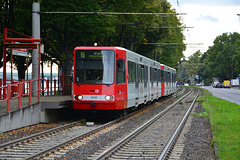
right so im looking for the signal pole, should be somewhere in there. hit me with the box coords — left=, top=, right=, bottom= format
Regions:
left=32, top=2, right=40, bottom=96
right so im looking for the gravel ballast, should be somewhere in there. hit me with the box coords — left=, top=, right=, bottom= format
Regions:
left=0, top=88, right=215, bottom=159
left=181, top=102, right=214, bottom=159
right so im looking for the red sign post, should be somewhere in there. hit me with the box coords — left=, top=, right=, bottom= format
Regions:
left=2, top=28, right=41, bottom=98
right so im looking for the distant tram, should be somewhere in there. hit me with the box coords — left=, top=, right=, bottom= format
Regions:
left=72, top=46, right=176, bottom=111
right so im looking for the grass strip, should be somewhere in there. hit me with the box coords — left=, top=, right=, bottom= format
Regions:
left=198, top=88, right=240, bottom=160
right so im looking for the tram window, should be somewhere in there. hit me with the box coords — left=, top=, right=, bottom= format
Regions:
left=117, top=59, right=125, bottom=84
left=127, top=61, right=131, bottom=82
left=132, top=62, right=136, bottom=82
left=167, top=72, right=170, bottom=83
left=138, top=64, right=141, bottom=82
left=157, top=69, right=161, bottom=86
left=166, top=71, right=168, bottom=83
left=144, top=66, right=148, bottom=88
left=164, top=71, right=167, bottom=82
left=170, top=72, right=172, bottom=83
left=158, top=69, right=161, bottom=82
left=161, top=70, right=164, bottom=83
left=127, top=61, right=136, bottom=83
left=154, top=68, right=157, bottom=82
left=138, top=64, right=144, bottom=83
left=150, top=67, right=153, bottom=82
left=172, top=73, right=174, bottom=83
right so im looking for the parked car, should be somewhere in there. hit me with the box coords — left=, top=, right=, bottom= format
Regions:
left=223, top=84, right=231, bottom=88
left=216, top=83, right=223, bottom=88
left=212, top=82, right=219, bottom=88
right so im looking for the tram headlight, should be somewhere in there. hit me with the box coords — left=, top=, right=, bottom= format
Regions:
left=105, top=95, right=113, bottom=101
left=75, top=95, right=83, bottom=100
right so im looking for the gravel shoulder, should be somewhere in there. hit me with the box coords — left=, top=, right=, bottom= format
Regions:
left=181, top=102, right=214, bottom=160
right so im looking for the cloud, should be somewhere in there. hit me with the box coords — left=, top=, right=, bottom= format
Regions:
left=169, top=3, right=240, bottom=57
left=169, top=0, right=240, bottom=7
left=197, top=15, right=219, bottom=23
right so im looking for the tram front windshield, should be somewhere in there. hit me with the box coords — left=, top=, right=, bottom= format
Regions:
left=75, top=50, right=115, bottom=85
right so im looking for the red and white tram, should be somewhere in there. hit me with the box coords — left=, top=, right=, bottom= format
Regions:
left=72, top=46, right=176, bottom=111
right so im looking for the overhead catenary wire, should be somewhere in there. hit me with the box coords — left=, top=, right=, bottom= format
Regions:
left=147, top=26, right=194, bottom=29
left=142, top=43, right=203, bottom=45
left=159, top=56, right=187, bottom=59
left=118, top=23, right=193, bottom=29
left=176, top=0, right=191, bottom=39
left=37, top=11, right=187, bottom=16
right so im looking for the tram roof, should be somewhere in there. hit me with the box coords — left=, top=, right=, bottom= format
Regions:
left=74, top=46, right=175, bottom=70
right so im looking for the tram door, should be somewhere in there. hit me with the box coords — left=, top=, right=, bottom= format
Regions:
left=135, top=59, right=139, bottom=105
left=143, top=64, right=148, bottom=103
left=116, top=58, right=127, bottom=109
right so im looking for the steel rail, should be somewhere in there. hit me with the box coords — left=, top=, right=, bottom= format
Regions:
left=158, top=91, right=200, bottom=160
left=24, top=115, right=134, bottom=159
left=0, top=87, right=185, bottom=159
left=25, top=89, right=186, bottom=159
left=0, top=121, right=79, bottom=150
left=94, top=90, right=192, bottom=160
left=23, top=96, right=173, bottom=159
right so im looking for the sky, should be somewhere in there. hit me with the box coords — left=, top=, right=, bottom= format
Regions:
left=167, top=0, right=240, bottom=58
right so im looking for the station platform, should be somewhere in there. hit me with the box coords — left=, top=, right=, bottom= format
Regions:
left=0, top=95, right=72, bottom=115
left=0, top=95, right=72, bottom=132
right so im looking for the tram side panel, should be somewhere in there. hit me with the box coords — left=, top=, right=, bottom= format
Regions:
left=115, top=49, right=128, bottom=109
left=126, top=51, right=139, bottom=108
left=173, top=69, right=176, bottom=93
left=169, top=67, right=176, bottom=95
left=138, top=63, right=144, bottom=104
left=170, top=68, right=176, bottom=95
left=165, top=66, right=170, bottom=96
left=161, top=64, right=166, bottom=97
left=169, top=68, right=173, bottom=95
left=127, top=51, right=156, bottom=108
left=126, top=51, right=145, bottom=107
left=156, top=64, right=161, bottom=99
left=127, top=60, right=136, bottom=108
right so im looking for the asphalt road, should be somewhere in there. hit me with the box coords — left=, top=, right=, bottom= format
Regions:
left=201, top=86, right=240, bottom=105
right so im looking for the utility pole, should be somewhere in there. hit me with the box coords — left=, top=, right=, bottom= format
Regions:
left=32, top=2, right=40, bottom=96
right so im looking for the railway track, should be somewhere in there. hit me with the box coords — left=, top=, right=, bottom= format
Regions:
left=92, top=88, right=198, bottom=160
left=0, top=87, right=187, bottom=160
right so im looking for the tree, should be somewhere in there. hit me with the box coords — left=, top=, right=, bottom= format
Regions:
left=205, top=32, right=240, bottom=81
left=177, top=50, right=202, bottom=84
left=0, top=0, right=34, bottom=80
left=1, top=0, right=185, bottom=94
left=41, top=0, right=119, bottom=94
left=182, top=32, right=240, bottom=85
left=40, top=0, right=185, bottom=94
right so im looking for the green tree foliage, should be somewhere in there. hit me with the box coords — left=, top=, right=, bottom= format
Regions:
left=1, top=0, right=185, bottom=94
left=135, top=2, right=185, bottom=68
left=205, top=32, right=240, bottom=81
left=40, top=0, right=185, bottom=94
left=0, top=0, right=33, bottom=80
left=184, top=50, right=202, bottom=78
left=178, top=32, right=240, bottom=85
left=177, top=50, right=202, bottom=84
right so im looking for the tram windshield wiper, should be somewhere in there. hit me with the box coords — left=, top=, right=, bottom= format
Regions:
left=75, top=81, right=80, bottom=86
left=102, top=83, right=110, bottom=87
